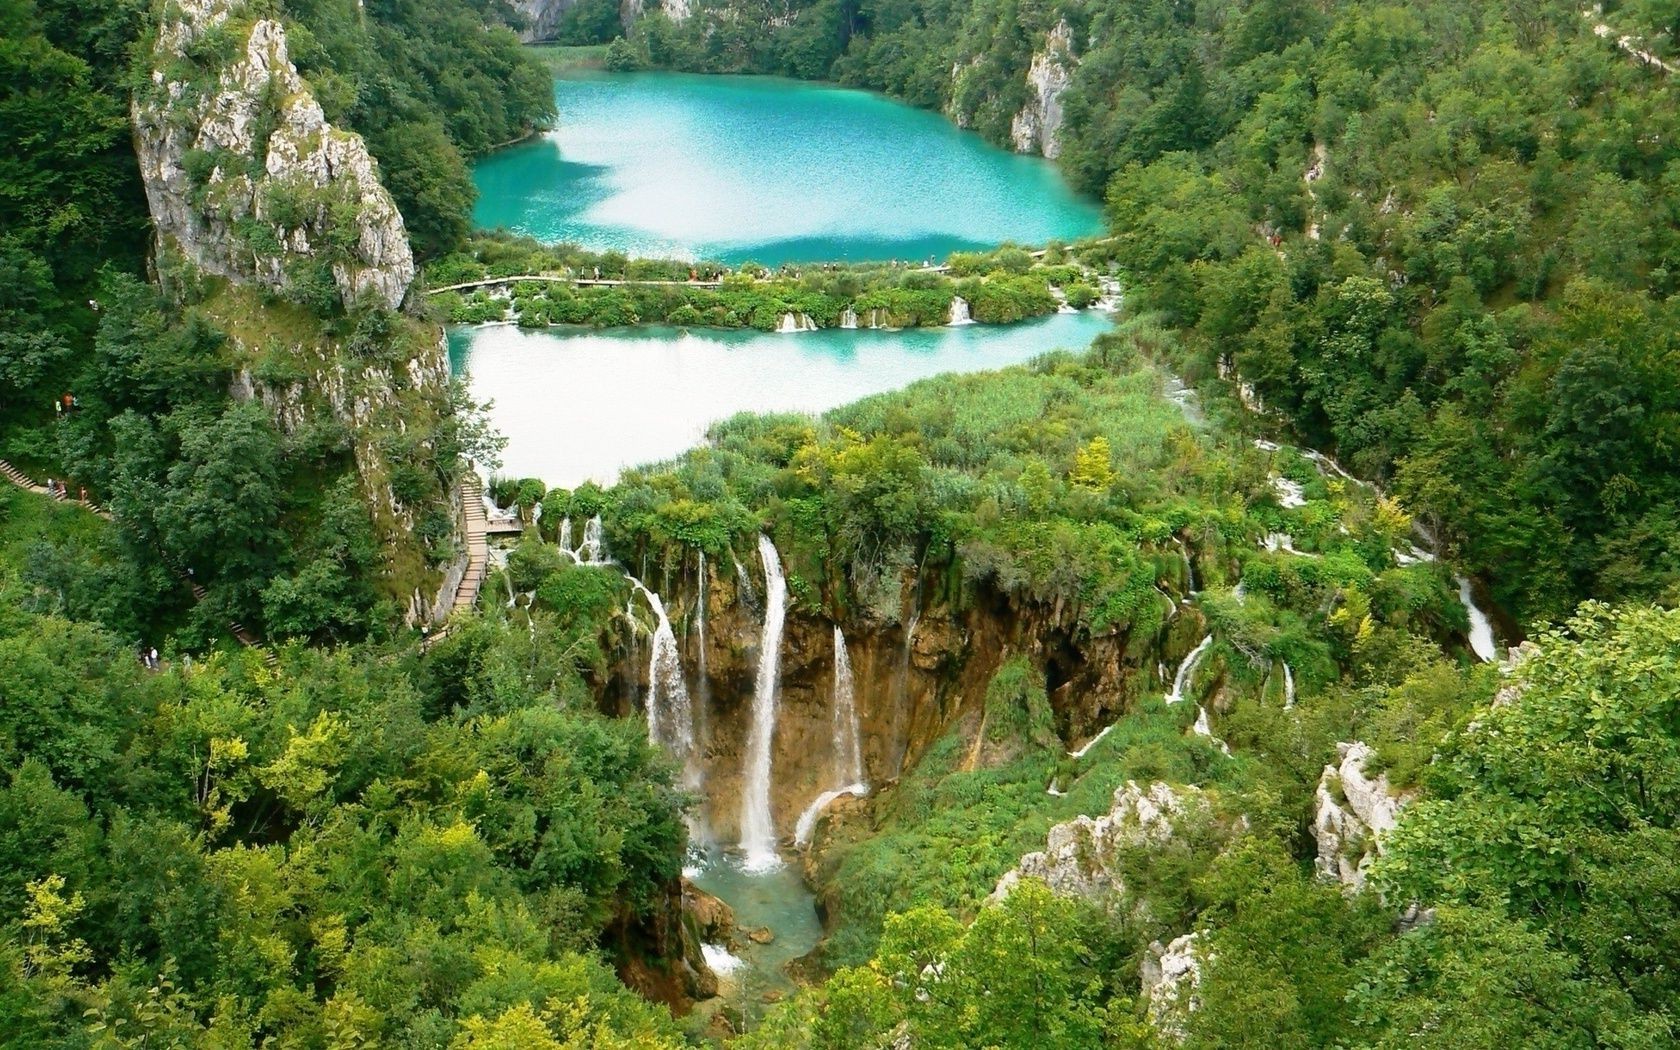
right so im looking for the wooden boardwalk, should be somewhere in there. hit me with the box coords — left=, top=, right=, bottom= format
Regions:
left=455, top=472, right=489, bottom=614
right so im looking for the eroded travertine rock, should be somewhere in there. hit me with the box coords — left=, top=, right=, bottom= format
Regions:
left=135, top=0, right=414, bottom=311
left=1140, top=932, right=1202, bottom=1039
left=991, top=781, right=1205, bottom=902
left=1010, top=19, right=1077, bottom=158
left=1314, top=741, right=1412, bottom=891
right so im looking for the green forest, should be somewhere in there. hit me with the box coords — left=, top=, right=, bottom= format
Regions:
left=3, top=0, right=1680, bottom=1046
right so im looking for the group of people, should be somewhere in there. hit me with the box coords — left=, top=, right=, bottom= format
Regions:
left=53, top=392, right=81, bottom=415
left=43, top=478, right=87, bottom=502
left=140, top=646, right=161, bottom=670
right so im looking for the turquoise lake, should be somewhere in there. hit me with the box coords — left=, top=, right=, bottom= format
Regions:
left=470, top=72, right=1103, bottom=264
left=449, top=311, right=1113, bottom=487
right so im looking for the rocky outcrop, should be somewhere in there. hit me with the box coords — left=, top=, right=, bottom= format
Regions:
left=136, top=0, right=459, bottom=621
left=135, top=0, right=415, bottom=311
left=1140, top=932, right=1202, bottom=1040
left=1314, top=741, right=1411, bottom=891
left=510, top=0, right=579, bottom=40
left=1010, top=19, right=1077, bottom=159
left=990, top=781, right=1205, bottom=902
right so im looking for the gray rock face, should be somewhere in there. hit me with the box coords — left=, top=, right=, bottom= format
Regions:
left=991, top=781, right=1204, bottom=902
left=1140, top=932, right=1202, bottom=1040
left=134, top=0, right=415, bottom=311
left=1010, top=19, right=1077, bottom=159
left=1314, top=741, right=1410, bottom=891
left=511, top=0, right=579, bottom=40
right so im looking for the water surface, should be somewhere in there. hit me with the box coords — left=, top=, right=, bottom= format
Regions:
left=471, top=72, right=1103, bottom=264
left=449, top=311, right=1113, bottom=487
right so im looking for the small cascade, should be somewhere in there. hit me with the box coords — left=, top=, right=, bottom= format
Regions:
left=1176, top=536, right=1199, bottom=594
left=1167, top=635, right=1214, bottom=705
left=793, top=785, right=867, bottom=848
left=625, top=577, right=698, bottom=786
left=733, top=556, right=760, bottom=615
left=740, top=535, right=788, bottom=871
left=1273, top=476, right=1307, bottom=508
left=1046, top=778, right=1066, bottom=797
left=696, top=551, right=709, bottom=679
left=558, top=517, right=573, bottom=551
left=702, top=943, right=747, bottom=977
left=866, top=307, right=884, bottom=329
left=1232, top=580, right=1247, bottom=604
left=1067, top=722, right=1117, bottom=759
left=1456, top=576, right=1498, bottom=663
left=831, top=627, right=865, bottom=787
left=794, top=626, right=869, bottom=848
left=1093, top=276, right=1122, bottom=312
left=776, top=312, right=817, bottom=334
left=1050, top=286, right=1079, bottom=314
left=840, top=307, right=859, bottom=329
left=1283, top=662, right=1297, bottom=709
left=1192, top=705, right=1231, bottom=755
left=947, top=296, right=974, bottom=326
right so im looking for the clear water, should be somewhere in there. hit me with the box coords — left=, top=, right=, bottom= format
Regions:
left=448, top=311, right=1112, bottom=487
left=688, top=851, right=824, bottom=1006
left=471, top=72, right=1103, bottom=264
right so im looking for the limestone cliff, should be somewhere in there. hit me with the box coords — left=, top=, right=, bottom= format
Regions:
left=135, top=0, right=415, bottom=311
left=1313, top=741, right=1412, bottom=891
left=1010, top=19, right=1077, bottom=159
left=990, top=781, right=1206, bottom=902
left=511, top=0, right=576, bottom=41
left=1140, top=932, right=1202, bottom=1040
left=134, top=0, right=463, bottom=621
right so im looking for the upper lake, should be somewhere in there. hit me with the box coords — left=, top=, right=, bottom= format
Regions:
left=470, top=72, right=1104, bottom=264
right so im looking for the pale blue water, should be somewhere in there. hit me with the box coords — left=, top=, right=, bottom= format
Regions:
left=449, top=311, right=1112, bottom=487
left=471, top=72, right=1103, bottom=264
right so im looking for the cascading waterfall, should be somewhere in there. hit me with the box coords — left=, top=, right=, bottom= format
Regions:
left=696, top=551, right=709, bottom=679
left=1166, top=635, right=1214, bottom=704
left=831, top=626, right=865, bottom=786
left=733, top=556, right=759, bottom=615
left=947, top=296, right=974, bottom=325
left=1192, top=705, right=1231, bottom=755
left=581, top=515, right=604, bottom=563
left=1283, top=662, right=1296, bottom=709
left=777, top=312, right=817, bottom=334
left=795, top=626, right=869, bottom=847
left=739, top=534, right=787, bottom=870
left=1456, top=576, right=1499, bottom=662
left=626, top=577, right=698, bottom=786
left=840, top=307, right=859, bottom=329
left=1176, top=537, right=1199, bottom=594
left=558, top=516, right=573, bottom=551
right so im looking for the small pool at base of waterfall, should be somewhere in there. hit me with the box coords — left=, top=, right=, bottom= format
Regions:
left=688, top=849, right=825, bottom=1019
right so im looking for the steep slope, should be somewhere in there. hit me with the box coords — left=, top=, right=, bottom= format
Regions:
left=133, top=0, right=464, bottom=622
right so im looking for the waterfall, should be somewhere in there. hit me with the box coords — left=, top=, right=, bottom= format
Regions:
left=1166, top=635, right=1214, bottom=704
left=1283, top=661, right=1296, bottom=709
left=696, top=551, right=709, bottom=678
left=777, top=312, right=816, bottom=334
left=1192, top=705, right=1231, bottom=755
left=793, top=784, right=867, bottom=848
left=832, top=627, right=865, bottom=786
left=626, top=577, right=697, bottom=784
left=733, top=556, right=759, bottom=615
left=558, top=516, right=573, bottom=552
left=1176, top=537, right=1198, bottom=594
left=1273, top=476, right=1307, bottom=508
left=840, top=307, right=859, bottom=329
left=739, top=534, right=787, bottom=871
left=866, top=307, right=884, bottom=329
left=1066, top=722, right=1117, bottom=759
left=1456, top=576, right=1498, bottom=662
left=581, top=515, right=604, bottom=563
left=947, top=296, right=974, bottom=326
